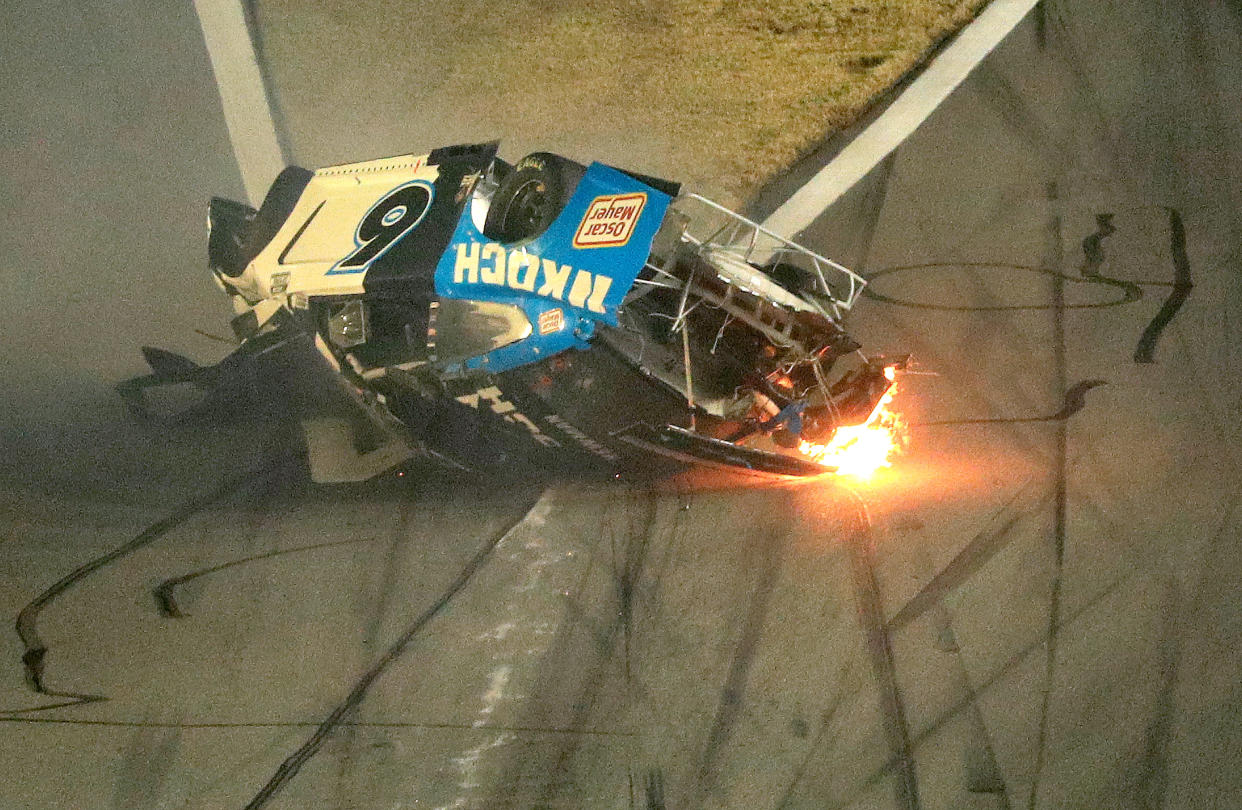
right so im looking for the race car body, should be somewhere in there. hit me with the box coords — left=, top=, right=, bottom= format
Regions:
left=166, top=142, right=900, bottom=480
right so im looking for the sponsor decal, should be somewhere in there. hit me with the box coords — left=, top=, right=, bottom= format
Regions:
left=572, top=193, right=647, bottom=249
left=451, top=241, right=613, bottom=314
left=270, top=271, right=290, bottom=294
left=538, top=308, right=565, bottom=335
left=289, top=292, right=309, bottom=310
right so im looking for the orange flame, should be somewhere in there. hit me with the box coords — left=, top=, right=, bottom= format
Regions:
left=799, top=366, right=906, bottom=478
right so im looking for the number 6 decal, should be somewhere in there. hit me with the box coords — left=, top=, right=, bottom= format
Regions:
left=328, top=180, right=435, bottom=275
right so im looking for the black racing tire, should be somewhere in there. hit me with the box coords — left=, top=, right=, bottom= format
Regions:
left=483, top=152, right=585, bottom=243
left=488, top=156, right=513, bottom=186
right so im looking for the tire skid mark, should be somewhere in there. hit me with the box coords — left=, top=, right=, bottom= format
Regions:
left=830, top=572, right=1131, bottom=810
left=111, top=719, right=182, bottom=810
left=862, top=262, right=1140, bottom=311
left=241, top=489, right=548, bottom=810
left=868, top=207, right=1192, bottom=363
left=1079, top=213, right=1143, bottom=303
left=1134, top=576, right=1182, bottom=807
left=1028, top=194, right=1068, bottom=810
left=333, top=497, right=414, bottom=808
left=774, top=659, right=857, bottom=810
left=628, top=497, right=691, bottom=810
left=1133, top=492, right=1242, bottom=807
left=887, top=482, right=1049, bottom=632
left=637, top=489, right=693, bottom=633
left=972, top=61, right=1066, bottom=171
left=936, top=607, right=1011, bottom=808
left=616, top=489, right=660, bottom=686
left=644, top=768, right=667, bottom=810
left=0, top=716, right=638, bottom=734
left=153, top=537, right=375, bottom=618
left=1134, top=207, right=1194, bottom=363
left=1043, top=378, right=1107, bottom=421
left=1079, top=213, right=1114, bottom=273
left=518, top=488, right=660, bottom=810
left=915, top=379, right=1107, bottom=426
left=693, top=525, right=787, bottom=804
left=11, top=456, right=288, bottom=706
left=843, top=490, right=921, bottom=810
left=0, top=693, right=107, bottom=716
left=464, top=488, right=661, bottom=810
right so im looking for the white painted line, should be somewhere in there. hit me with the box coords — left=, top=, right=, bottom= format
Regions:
left=193, top=0, right=286, bottom=205
left=762, top=0, right=1042, bottom=238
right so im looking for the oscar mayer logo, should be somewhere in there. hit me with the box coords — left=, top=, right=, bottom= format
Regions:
left=538, top=308, right=565, bottom=334
left=573, top=193, right=647, bottom=248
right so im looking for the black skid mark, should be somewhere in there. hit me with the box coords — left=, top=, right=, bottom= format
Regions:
left=1047, top=379, right=1108, bottom=420
left=694, top=526, right=788, bottom=802
left=861, top=262, right=1139, bottom=311
left=916, top=379, right=1107, bottom=426
left=1079, top=213, right=1143, bottom=304
left=1080, top=213, right=1115, bottom=270
left=0, top=691, right=107, bottom=717
left=773, top=660, right=856, bottom=810
left=645, top=768, right=667, bottom=810
left=241, top=491, right=545, bottom=810
left=153, top=537, right=375, bottom=618
left=844, top=496, right=921, bottom=810
left=12, top=456, right=287, bottom=709
left=1134, top=208, right=1194, bottom=363
left=615, top=489, right=660, bottom=685
left=513, top=490, right=661, bottom=810
left=887, top=486, right=1048, bottom=633
left=0, top=715, right=639, bottom=733
left=827, top=575, right=1130, bottom=810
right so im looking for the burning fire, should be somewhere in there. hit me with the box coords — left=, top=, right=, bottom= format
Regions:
left=800, top=366, right=905, bottom=478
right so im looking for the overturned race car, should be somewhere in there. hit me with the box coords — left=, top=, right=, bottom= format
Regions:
left=129, top=143, right=905, bottom=481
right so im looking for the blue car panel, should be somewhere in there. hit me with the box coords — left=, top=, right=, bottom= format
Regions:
left=433, top=163, right=672, bottom=373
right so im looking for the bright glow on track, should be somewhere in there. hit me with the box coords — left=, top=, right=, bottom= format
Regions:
left=799, top=367, right=906, bottom=478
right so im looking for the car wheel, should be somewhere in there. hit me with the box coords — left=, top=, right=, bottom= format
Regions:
left=483, top=152, right=585, bottom=243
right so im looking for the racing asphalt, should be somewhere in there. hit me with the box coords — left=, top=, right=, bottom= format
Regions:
left=2, top=1, right=1241, bottom=809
